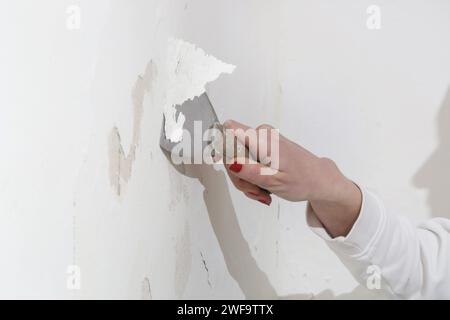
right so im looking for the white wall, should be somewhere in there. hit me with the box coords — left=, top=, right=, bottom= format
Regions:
left=1, top=0, right=449, bottom=299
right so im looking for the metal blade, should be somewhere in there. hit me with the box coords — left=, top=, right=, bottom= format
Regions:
left=159, top=93, right=220, bottom=162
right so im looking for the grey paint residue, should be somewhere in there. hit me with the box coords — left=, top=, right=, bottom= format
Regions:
left=108, top=61, right=157, bottom=196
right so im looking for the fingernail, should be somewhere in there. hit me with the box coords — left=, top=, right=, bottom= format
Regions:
left=229, top=161, right=242, bottom=173
left=259, top=198, right=272, bottom=206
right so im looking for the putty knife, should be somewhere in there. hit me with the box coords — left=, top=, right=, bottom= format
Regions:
left=159, top=93, right=245, bottom=164
left=160, top=93, right=271, bottom=195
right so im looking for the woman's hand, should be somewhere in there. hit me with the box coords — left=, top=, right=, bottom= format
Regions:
left=223, top=120, right=362, bottom=238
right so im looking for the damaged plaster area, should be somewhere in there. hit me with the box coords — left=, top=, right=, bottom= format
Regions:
left=162, top=38, right=235, bottom=143
left=108, top=39, right=234, bottom=196
left=141, top=277, right=152, bottom=300
left=108, top=61, right=157, bottom=196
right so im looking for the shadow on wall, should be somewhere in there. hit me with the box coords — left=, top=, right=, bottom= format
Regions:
left=414, top=86, right=450, bottom=219
left=161, top=151, right=382, bottom=299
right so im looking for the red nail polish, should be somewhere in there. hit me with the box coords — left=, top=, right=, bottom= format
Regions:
left=229, top=161, right=242, bottom=173
left=259, top=198, right=272, bottom=206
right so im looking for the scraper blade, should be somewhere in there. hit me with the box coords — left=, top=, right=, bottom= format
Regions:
left=159, top=93, right=224, bottom=163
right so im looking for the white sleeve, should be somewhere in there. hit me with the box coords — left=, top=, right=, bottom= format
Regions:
left=307, top=186, right=450, bottom=299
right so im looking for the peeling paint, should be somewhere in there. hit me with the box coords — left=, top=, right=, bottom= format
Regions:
left=162, top=38, right=235, bottom=143
left=108, top=61, right=157, bottom=196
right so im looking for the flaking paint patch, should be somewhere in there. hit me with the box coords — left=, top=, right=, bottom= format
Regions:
left=174, top=223, right=192, bottom=298
left=108, top=39, right=233, bottom=195
left=141, top=277, right=152, bottom=300
left=162, top=38, right=235, bottom=143
left=108, top=61, right=157, bottom=196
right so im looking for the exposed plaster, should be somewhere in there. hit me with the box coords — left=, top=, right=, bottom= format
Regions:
left=108, top=61, right=157, bottom=196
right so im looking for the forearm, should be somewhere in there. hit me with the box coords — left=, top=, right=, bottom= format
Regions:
left=308, top=186, right=450, bottom=299
left=306, top=158, right=450, bottom=298
left=223, top=120, right=450, bottom=298
left=308, top=158, right=362, bottom=238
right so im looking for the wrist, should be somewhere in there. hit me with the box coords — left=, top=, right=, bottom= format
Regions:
left=308, top=158, right=347, bottom=202
left=308, top=158, right=362, bottom=237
